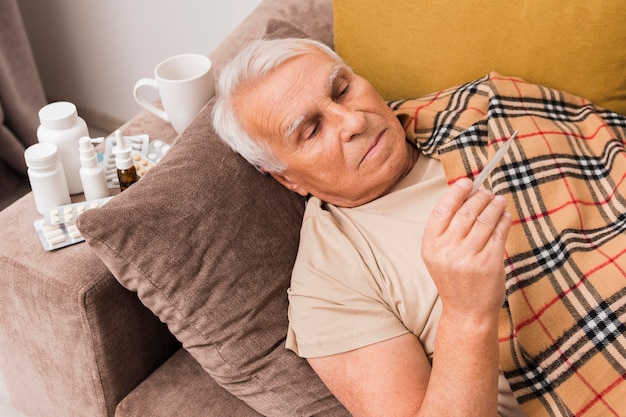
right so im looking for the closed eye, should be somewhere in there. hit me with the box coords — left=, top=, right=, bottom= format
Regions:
left=306, top=121, right=321, bottom=140
left=335, top=83, right=350, bottom=100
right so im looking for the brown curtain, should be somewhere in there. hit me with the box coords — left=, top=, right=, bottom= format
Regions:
left=0, top=0, right=46, bottom=199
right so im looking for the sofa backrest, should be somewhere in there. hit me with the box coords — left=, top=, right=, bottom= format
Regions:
left=334, top=0, right=626, bottom=116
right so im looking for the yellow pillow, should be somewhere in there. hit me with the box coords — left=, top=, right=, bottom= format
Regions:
left=334, top=0, right=626, bottom=116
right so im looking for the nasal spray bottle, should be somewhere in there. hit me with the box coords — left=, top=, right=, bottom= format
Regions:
left=79, top=136, right=109, bottom=200
left=113, top=130, right=139, bottom=191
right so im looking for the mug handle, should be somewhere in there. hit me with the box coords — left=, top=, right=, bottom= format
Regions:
left=133, top=78, right=170, bottom=123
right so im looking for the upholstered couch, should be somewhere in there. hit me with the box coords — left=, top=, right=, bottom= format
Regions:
left=1, top=0, right=625, bottom=416
left=0, top=1, right=344, bottom=416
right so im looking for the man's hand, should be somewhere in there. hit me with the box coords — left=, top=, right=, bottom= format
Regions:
left=416, top=177, right=511, bottom=416
left=422, top=177, right=512, bottom=319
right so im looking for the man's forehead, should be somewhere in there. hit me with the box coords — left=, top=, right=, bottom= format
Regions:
left=235, top=50, right=348, bottom=143
left=281, top=62, right=345, bottom=139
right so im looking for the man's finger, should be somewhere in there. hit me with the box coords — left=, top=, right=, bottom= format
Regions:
left=465, top=194, right=508, bottom=249
left=424, top=178, right=473, bottom=239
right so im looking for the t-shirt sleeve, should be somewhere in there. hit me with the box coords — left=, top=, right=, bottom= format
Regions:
left=286, top=200, right=409, bottom=358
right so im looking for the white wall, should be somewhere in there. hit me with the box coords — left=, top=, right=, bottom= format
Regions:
left=17, top=0, right=262, bottom=131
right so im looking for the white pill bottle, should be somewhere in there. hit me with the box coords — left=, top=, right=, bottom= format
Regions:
left=78, top=136, right=109, bottom=200
left=24, top=143, right=71, bottom=215
left=37, top=101, right=89, bottom=194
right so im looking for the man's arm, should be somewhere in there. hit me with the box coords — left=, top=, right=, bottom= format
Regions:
left=308, top=178, right=511, bottom=417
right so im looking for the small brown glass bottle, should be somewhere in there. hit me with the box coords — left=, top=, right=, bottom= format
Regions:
left=113, top=130, right=139, bottom=191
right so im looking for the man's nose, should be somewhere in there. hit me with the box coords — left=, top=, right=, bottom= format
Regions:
left=331, top=104, right=366, bottom=142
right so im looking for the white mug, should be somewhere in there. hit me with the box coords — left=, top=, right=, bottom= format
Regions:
left=133, top=53, right=215, bottom=134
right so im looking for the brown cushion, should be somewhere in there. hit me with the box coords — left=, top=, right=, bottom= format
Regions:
left=77, top=99, right=347, bottom=415
left=265, top=18, right=309, bottom=39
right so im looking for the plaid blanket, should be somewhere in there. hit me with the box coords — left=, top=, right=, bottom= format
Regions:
left=390, top=72, right=626, bottom=417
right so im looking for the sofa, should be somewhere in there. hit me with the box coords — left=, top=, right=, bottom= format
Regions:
left=2, top=0, right=626, bottom=416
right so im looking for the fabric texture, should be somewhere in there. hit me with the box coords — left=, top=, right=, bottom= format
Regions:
left=0, top=190, right=180, bottom=417
left=391, top=72, right=626, bottom=416
left=333, top=0, right=626, bottom=116
left=77, top=96, right=349, bottom=416
left=116, top=349, right=263, bottom=417
left=0, top=0, right=46, bottom=198
left=265, top=18, right=309, bottom=39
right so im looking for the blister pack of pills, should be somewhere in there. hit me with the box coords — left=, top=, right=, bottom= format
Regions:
left=34, top=196, right=114, bottom=251
left=147, top=139, right=170, bottom=163
left=43, top=196, right=113, bottom=226
left=34, top=220, right=85, bottom=251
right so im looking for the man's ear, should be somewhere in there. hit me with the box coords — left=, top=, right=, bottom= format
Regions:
left=267, top=172, right=308, bottom=197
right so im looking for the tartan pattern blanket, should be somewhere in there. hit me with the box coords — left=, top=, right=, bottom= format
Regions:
left=390, top=72, right=626, bottom=417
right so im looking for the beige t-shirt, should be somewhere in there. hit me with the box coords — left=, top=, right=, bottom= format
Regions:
left=286, top=155, right=526, bottom=417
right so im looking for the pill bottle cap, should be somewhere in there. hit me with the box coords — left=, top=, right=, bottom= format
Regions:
left=113, top=130, right=133, bottom=170
left=24, top=143, right=60, bottom=169
left=38, top=101, right=78, bottom=130
left=79, top=136, right=99, bottom=168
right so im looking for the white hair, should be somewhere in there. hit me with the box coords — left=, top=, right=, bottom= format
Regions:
left=212, top=37, right=344, bottom=172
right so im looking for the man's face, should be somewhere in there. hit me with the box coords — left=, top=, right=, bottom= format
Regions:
left=234, top=48, right=417, bottom=207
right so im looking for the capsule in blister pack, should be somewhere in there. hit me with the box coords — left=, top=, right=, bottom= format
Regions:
left=34, top=219, right=85, bottom=251
left=43, top=196, right=113, bottom=226
left=35, top=196, right=114, bottom=250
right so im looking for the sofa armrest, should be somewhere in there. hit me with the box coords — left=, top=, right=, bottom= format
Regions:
left=0, top=189, right=179, bottom=417
left=0, top=72, right=184, bottom=417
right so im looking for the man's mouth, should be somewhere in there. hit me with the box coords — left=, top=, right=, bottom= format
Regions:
left=360, top=129, right=385, bottom=164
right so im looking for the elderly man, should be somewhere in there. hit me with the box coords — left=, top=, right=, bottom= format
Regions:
left=213, top=37, right=626, bottom=417
left=213, top=37, right=519, bottom=417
